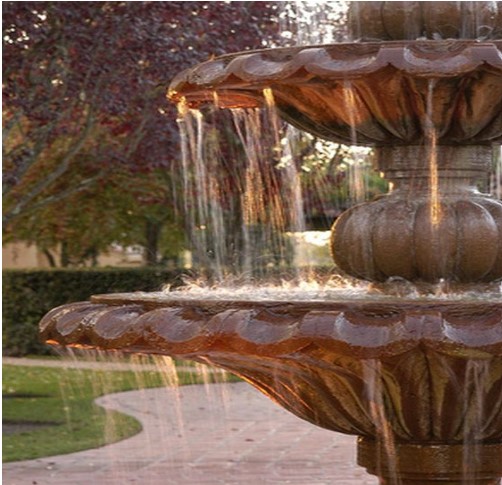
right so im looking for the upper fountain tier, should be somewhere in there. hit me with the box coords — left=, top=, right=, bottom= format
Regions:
left=169, top=3, right=502, bottom=147
left=169, top=41, right=502, bottom=146
left=349, top=2, right=502, bottom=41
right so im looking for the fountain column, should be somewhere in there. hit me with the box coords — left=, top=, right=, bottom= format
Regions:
left=358, top=438, right=502, bottom=485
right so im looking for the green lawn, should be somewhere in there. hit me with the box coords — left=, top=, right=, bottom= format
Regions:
left=3, top=360, right=236, bottom=462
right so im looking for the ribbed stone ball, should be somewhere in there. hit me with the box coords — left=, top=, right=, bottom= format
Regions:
left=349, top=1, right=502, bottom=41
left=331, top=195, right=502, bottom=283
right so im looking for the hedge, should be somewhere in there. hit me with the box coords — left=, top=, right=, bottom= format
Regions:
left=3, top=268, right=192, bottom=356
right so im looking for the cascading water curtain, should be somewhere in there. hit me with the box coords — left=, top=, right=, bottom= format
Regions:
left=177, top=98, right=308, bottom=283
left=278, top=1, right=350, bottom=46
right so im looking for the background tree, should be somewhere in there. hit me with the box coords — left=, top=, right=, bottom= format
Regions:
left=294, top=135, right=389, bottom=230
left=3, top=1, right=281, bottom=266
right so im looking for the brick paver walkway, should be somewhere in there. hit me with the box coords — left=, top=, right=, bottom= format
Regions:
left=3, top=360, right=377, bottom=484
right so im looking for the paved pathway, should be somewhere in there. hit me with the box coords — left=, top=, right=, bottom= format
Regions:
left=3, top=359, right=377, bottom=485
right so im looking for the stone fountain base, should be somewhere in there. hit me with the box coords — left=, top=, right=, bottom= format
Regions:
left=358, top=438, right=502, bottom=484
left=40, top=292, right=502, bottom=484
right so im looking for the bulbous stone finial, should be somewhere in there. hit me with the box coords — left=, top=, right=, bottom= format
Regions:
left=349, top=1, right=502, bottom=41
left=331, top=146, right=502, bottom=284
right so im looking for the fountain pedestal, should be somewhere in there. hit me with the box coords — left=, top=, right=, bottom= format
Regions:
left=359, top=439, right=502, bottom=485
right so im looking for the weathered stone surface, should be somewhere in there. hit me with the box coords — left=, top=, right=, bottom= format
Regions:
left=349, top=1, right=502, bottom=41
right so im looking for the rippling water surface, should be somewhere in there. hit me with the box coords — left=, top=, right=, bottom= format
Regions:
left=108, top=276, right=502, bottom=305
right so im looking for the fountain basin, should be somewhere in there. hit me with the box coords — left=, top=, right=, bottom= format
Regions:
left=40, top=292, right=502, bottom=482
left=41, top=293, right=502, bottom=440
left=169, top=40, right=502, bottom=146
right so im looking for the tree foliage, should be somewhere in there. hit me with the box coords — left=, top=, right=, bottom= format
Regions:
left=3, top=1, right=280, bottom=265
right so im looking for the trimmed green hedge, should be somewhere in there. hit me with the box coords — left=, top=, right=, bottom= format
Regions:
left=3, top=268, right=192, bottom=356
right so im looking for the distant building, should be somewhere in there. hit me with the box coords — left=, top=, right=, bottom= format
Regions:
left=2, top=242, right=144, bottom=269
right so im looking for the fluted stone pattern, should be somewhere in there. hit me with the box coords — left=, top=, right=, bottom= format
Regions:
left=332, top=193, right=502, bottom=283
left=170, top=41, right=502, bottom=146
left=349, top=1, right=502, bottom=41
left=330, top=145, right=502, bottom=283
left=41, top=294, right=502, bottom=444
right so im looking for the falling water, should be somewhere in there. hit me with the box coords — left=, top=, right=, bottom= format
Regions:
left=362, top=359, right=401, bottom=485
left=492, top=146, right=502, bottom=199
left=463, top=359, right=490, bottom=484
left=263, top=88, right=282, bottom=152
left=278, top=1, right=350, bottom=46
left=175, top=85, right=316, bottom=281
left=263, top=88, right=309, bottom=271
left=278, top=0, right=377, bottom=245
left=177, top=101, right=237, bottom=280
left=424, top=79, right=442, bottom=227
left=280, top=125, right=307, bottom=235
left=232, top=106, right=289, bottom=276
left=342, top=80, right=371, bottom=204
left=53, top=347, right=246, bottom=479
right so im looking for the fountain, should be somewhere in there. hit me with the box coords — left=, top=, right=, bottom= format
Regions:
left=40, top=2, right=502, bottom=484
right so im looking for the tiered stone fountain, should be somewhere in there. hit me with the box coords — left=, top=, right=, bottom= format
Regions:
left=41, top=2, right=502, bottom=484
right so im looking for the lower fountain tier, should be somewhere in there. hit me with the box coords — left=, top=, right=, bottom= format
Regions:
left=41, top=292, right=502, bottom=444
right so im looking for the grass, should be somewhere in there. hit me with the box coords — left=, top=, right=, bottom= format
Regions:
left=19, top=351, right=201, bottom=368
left=3, top=360, right=238, bottom=462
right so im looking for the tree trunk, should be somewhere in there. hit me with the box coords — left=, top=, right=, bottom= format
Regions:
left=60, top=241, right=70, bottom=267
left=42, top=248, right=57, bottom=268
left=144, top=220, right=160, bottom=266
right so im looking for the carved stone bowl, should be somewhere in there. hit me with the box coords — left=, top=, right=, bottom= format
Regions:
left=40, top=292, right=502, bottom=481
left=40, top=292, right=502, bottom=440
left=169, top=41, right=502, bottom=146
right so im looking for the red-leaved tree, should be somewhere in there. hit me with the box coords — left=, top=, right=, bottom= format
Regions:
left=3, top=1, right=280, bottom=265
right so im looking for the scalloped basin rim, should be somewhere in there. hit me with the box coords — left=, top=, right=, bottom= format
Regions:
left=90, top=291, right=502, bottom=312
left=40, top=291, right=502, bottom=360
left=169, top=39, right=502, bottom=146
left=40, top=293, right=502, bottom=442
left=169, top=39, right=502, bottom=98
left=177, top=39, right=501, bottom=66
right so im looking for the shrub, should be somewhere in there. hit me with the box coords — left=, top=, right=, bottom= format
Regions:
left=3, top=268, right=191, bottom=356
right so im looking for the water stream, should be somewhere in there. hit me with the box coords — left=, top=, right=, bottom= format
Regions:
left=462, top=359, right=490, bottom=484
left=363, top=359, right=401, bottom=485
left=425, top=79, right=441, bottom=227
left=176, top=88, right=382, bottom=284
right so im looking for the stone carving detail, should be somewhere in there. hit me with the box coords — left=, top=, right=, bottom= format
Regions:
left=41, top=297, right=502, bottom=443
left=332, top=193, right=502, bottom=282
left=349, top=2, right=502, bottom=41
left=170, top=41, right=502, bottom=145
